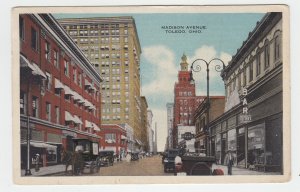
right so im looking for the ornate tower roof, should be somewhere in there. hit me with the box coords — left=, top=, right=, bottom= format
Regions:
left=180, top=53, right=189, bottom=71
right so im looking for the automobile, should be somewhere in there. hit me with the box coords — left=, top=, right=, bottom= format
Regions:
left=163, top=149, right=180, bottom=173
left=72, top=138, right=101, bottom=174
left=131, top=152, right=139, bottom=161
left=99, top=150, right=114, bottom=166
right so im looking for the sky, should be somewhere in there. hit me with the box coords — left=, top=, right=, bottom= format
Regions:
left=54, top=13, right=265, bottom=151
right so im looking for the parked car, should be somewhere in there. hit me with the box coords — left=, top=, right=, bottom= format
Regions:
left=99, top=150, right=114, bottom=166
left=131, top=152, right=139, bottom=161
left=163, top=149, right=180, bottom=173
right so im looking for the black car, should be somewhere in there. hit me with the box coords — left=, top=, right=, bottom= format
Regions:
left=99, top=150, right=114, bottom=166
left=163, top=149, right=180, bottom=173
left=131, top=152, right=139, bottom=161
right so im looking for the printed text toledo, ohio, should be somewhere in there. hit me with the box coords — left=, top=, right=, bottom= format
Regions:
left=161, top=25, right=207, bottom=34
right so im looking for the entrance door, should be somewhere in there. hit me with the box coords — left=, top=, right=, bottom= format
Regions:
left=66, top=136, right=74, bottom=152
left=237, top=133, right=245, bottom=166
left=221, top=133, right=226, bottom=164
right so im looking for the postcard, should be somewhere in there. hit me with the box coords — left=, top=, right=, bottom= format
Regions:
left=12, top=5, right=290, bottom=184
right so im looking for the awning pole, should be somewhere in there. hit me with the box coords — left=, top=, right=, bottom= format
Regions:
left=25, top=76, right=32, bottom=176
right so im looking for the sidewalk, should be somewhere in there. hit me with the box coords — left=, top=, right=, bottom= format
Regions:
left=212, top=164, right=280, bottom=175
left=21, top=164, right=71, bottom=176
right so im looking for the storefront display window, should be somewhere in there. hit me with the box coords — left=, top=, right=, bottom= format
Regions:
left=247, top=123, right=265, bottom=166
left=215, top=134, right=221, bottom=164
left=227, top=129, right=237, bottom=151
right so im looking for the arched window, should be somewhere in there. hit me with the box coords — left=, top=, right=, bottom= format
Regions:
left=274, top=30, right=281, bottom=61
left=264, top=39, right=270, bottom=69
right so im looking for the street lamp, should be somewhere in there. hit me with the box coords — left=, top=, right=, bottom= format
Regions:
left=190, top=58, right=225, bottom=156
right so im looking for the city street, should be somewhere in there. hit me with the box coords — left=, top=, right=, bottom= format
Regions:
left=95, top=155, right=172, bottom=176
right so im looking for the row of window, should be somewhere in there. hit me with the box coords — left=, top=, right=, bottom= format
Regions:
left=66, top=23, right=128, bottom=30
left=178, top=91, right=193, bottom=97
left=69, top=29, right=128, bottom=36
left=226, top=33, right=281, bottom=95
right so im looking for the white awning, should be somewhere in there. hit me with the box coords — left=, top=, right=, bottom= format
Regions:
left=78, top=95, right=85, bottom=103
left=72, top=91, right=81, bottom=101
left=64, top=85, right=74, bottom=96
left=32, top=63, right=47, bottom=79
left=20, top=55, right=36, bottom=71
left=121, top=135, right=127, bottom=140
left=92, top=122, right=101, bottom=131
left=85, top=120, right=93, bottom=128
left=22, top=141, right=57, bottom=150
left=73, top=115, right=83, bottom=124
left=65, top=111, right=75, bottom=122
left=54, top=78, right=64, bottom=89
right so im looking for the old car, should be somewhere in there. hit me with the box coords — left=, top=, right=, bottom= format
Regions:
left=163, top=149, right=180, bottom=173
left=72, top=138, right=101, bottom=174
left=99, top=150, right=114, bottom=166
left=131, top=152, right=139, bottom=161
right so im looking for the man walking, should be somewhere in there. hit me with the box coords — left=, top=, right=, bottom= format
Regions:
left=224, top=149, right=234, bottom=175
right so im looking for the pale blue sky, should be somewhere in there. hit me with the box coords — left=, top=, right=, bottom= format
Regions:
left=54, top=13, right=265, bottom=150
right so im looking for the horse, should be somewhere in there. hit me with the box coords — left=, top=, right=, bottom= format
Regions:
left=61, top=149, right=85, bottom=175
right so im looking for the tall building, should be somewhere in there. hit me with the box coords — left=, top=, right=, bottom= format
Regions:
left=19, top=14, right=102, bottom=169
left=209, top=13, right=283, bottom=172
left=58, top=17, right=142, bottom=141
left=166, top=103, right=174, bottom=149
left=147, top=110, right=154, bottom=153
left=140, top=96, right=148, bottom=151
left=172, top=54, right=205, bottom=148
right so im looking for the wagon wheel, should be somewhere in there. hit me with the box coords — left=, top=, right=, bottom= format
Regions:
left=189, top=162, right=212, bottom=176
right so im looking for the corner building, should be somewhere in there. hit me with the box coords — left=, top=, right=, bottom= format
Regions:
left=58, top=17, right=142, bottom=141
left=210, top=12, right=283, bottom=173
left=19, top=14, right=102, bottom=167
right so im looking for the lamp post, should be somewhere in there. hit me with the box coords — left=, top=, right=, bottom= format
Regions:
left=190, top=58, right=225, bottom=156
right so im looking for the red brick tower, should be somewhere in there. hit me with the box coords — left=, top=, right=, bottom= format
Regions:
left=172, top=54, right=204, bottom=148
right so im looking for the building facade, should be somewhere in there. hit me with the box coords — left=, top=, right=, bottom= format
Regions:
left=147, top=110, right=154, bottom=153
left=140, top=96, right=149, bottom=151
left=194, top=96, right=225, bottom=154
left=166, top=103, right=174, bottom=149
left=172, top=54, right=205, bottom=148
left=99, top=124, right=127, bottom=158
left=19, top=14, right=102, bottom=168
left=58, top=17, right=143, bottom=142
left=210, top=12, right=283, bottom=172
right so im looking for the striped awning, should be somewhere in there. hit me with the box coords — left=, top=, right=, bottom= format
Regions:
left=64, top=85, right=74, bottom=96
left=65, top=111, right=75, bottom=122
left=54, top=78, right=64, bottom=89
left=85, top=120, right=93, bottom=128
left=92, top=122, right=101, bottom=131
left=73, top=115, right=83, bottom=124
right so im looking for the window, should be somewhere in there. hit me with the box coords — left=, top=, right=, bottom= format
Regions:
left=256, top=53, right=261, bottom=76
left=243, top=69, right=247, bottom=87
left=105, top=133, right=116, bottom=143
left=78, top=73, right=82, bottom=87
left=64, top=59, right=69, bottom=76
left=73, top=68, right=77, bottom=84
left=32, top=96, right=39, bottom=118
left=46, top=72, right=52, bottom=90
left=31, top=27, right=38, bottom=51
left=45, top=41, right=51, bottom=61
left=238, top=73, right=241, bottom=90
left=249, top=63, right=253, bottom=82
left=264, top=44, right=270, bottom=69
left=53, top=50, right=59, bottom=68
left=46, top=102, right=51, bottom=122
left=20, top=91, right=26, bottom=115
left=55, top=106, right=60, bottom=124
left=274, top=35, right=281, bottom=61
left=19, top=16, right=25, bottom=40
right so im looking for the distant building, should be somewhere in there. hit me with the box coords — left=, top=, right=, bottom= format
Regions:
left=147, top=110, right=154, bottom=153
left=166, top=103, right=174, bottom=149
left=172, top=54, right=205, bottom=148
left=140, top=96, right=149, bottom=151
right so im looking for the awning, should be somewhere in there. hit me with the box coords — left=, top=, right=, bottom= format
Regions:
left=20, top=55, right=36, bottom=71
left=85, top=120, right=93, bottom=128
left=135, top=139, right=143, bottom=146
left=73, top=115, right=83, bottom=124
left=54, top=78, right=64, bottom=89
left=72, top=91, right=81, bottom=101
left=121, top=135, right=127, bottom=140
left=77, top=95, right=85, bottom=103
left=32, top=63, right=47, bottom=79
left=65, top=111, right=75, bottom=122
left=64, top=85, right=74, bottom=96
left=92, top=122, right=101, bottom=131
left=22, top=141, right=57, bottom=150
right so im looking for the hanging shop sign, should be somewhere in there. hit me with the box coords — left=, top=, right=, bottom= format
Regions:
left=239, top=88, right=252, bottom=123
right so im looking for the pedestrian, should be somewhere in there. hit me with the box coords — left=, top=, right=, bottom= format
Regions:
left=126, top=152, right=131, bottom=163
left=174, top=154, right=183, bottom=175
left=32, top=153, right=40, bottom=172
left=224, top=149, right=235, bottom=175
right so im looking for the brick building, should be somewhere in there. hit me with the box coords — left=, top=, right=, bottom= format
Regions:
left=172, top=54, right=205, bottom=148
left=99, top=124, right=127, bottom=159
left=19, top=14, right=102, bottom=168
left=194, top=96, right=225, bottom=154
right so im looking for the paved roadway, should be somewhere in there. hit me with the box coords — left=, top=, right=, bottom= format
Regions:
left=94, top=155, right=173, bottom=176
